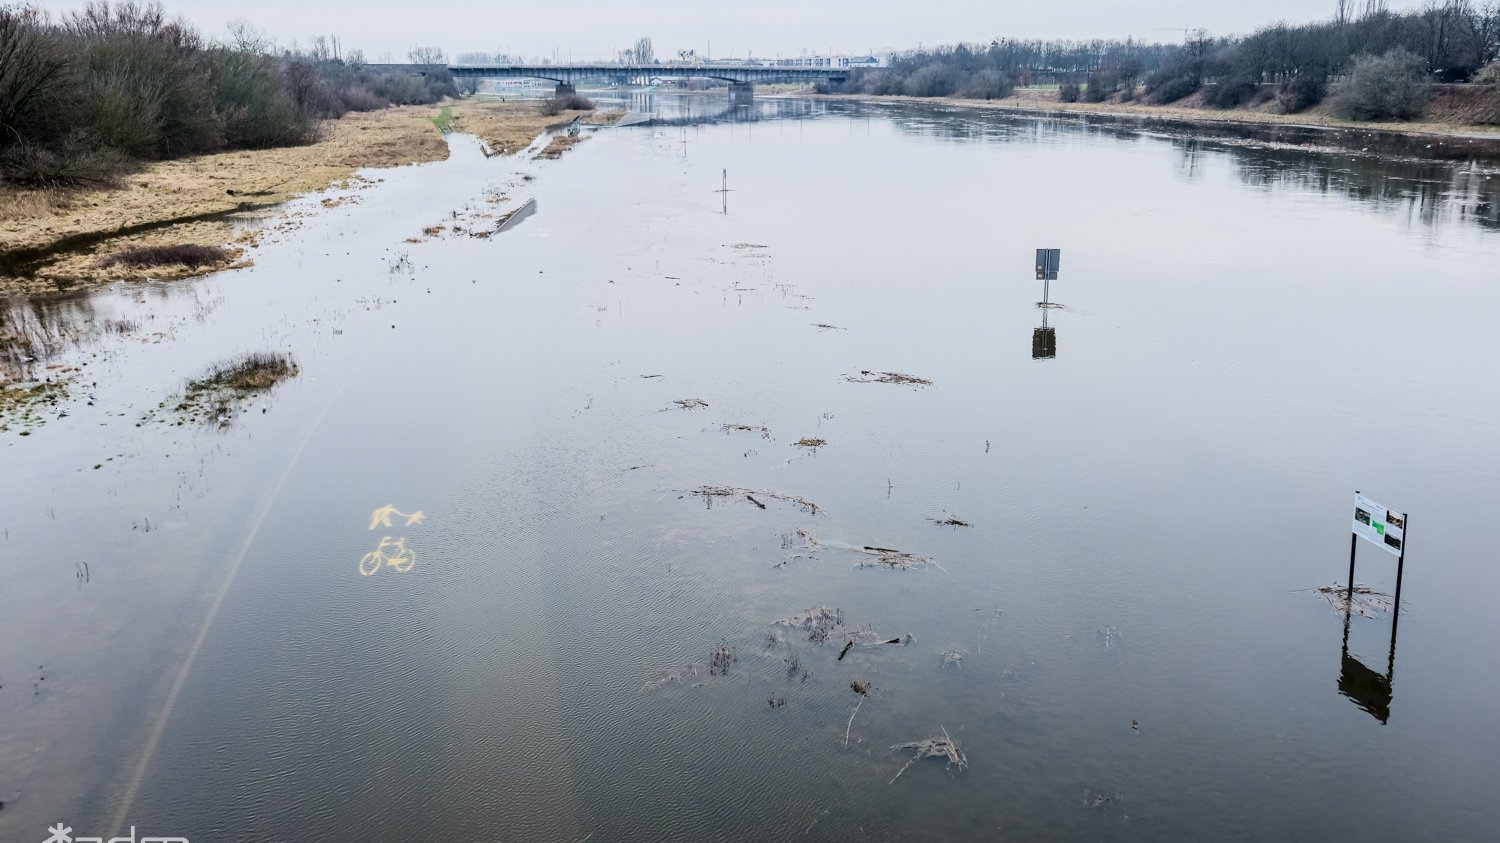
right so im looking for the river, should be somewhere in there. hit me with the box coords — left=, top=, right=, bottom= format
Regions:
left=3, top=94, right=1500, bottom=842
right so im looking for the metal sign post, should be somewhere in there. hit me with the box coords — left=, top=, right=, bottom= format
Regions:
left=1031, top=248, right=1061, bottom=360
left=1340, top=491, right=1408, bottom=722
left=1349, top=491, right=1407, bottom=598
left=1035, top=248, right=1060, bottom=303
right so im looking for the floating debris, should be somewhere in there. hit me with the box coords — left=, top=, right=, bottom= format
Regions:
left=641, top=665, right=702, bottom=691
left=775, top=606, right=844, bottom=644
left=1096, top=626, right=1123, bottom=650
left=775, top=528, right=825, bottom=568
left=843, top=370, right=933, bottom=387
left=929, top=515, right=972, bottom=528
left=688, top=485, right=822, bottom=515
left=854, top=545, right=946, bottom=573
left=890, top=725, right=968, bottom=783
left=671, top=398, right=709, bottom=410
left=1083, top=789, right=1123, bottom=810
left=722, top=423, right=772, bottom=440
left=793, top=437, right=827, bottom=449
left=812, top=323, right=847, bottom=332
left=1311, top=584, right=1397, bottom=618
left=937, top=649, right=966, bottom=668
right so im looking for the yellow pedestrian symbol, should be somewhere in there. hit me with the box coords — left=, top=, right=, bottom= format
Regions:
left=369, top=504, right=425, bottom=530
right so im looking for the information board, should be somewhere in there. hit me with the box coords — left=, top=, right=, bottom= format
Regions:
left=1352, top=493, right=1405, bottom=557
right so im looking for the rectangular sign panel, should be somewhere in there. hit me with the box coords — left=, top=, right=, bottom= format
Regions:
left=1352, top=493, right=1405, bottom=557
left=1035, top=248, right=1060, bottom=281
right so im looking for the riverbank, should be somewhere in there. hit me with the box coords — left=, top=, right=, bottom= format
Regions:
left=818, top=86, right=1500, bottom=146
left=0, top=100, right=599, bottom=299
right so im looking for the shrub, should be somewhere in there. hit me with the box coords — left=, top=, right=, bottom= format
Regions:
left=205, top=49, right=317, bottom=148
left=901, top=64, right=960, bottom=97
left=1058, top=82, right=1080, bottom=103
left=1205, top=75, right=1260, bottom=109
left=1148, top=74, right=1200, bottom=104
left=1476, top=61, right=1500, bottom=87
left=1329, top=49, right=1431, bottom=121
left=1083, top=73, right=1110, bottom=103
left=957, top=69, right=1013, bottom=100
left=100, top=244, right=231, bottom=268
left=1275, top=74, right=1327, bottom=113
left=540, top=94, right=594, bottom=116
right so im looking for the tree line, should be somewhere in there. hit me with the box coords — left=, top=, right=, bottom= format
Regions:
left=824, top=1, right=1500, bottom=119
left=0, top=1, right=458, bottom=187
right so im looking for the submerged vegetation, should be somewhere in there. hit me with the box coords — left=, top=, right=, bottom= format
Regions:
left=146, top=351, right=299, bottom=425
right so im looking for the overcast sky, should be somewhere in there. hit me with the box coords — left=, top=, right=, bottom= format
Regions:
left=37, top=1, right=1427, bottom=61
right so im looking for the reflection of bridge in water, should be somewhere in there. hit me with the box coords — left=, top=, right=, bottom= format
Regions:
left=449, top=64, right=849, bottom=100
left=594, top=93, right=833, bottom=127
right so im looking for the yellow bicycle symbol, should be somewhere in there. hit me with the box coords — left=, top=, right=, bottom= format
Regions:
left=360, top=536, right=417, bottom=576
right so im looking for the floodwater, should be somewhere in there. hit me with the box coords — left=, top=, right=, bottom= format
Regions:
left=4, top=95, right=1500, bottom=842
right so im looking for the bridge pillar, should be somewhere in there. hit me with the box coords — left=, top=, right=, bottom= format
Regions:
left=729, top=81, right=754, bottom=103
left=555, top=82, right=577, bottom=97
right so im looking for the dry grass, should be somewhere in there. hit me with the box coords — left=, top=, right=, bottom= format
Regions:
left=2, top=105, right=450, bottom=296
left=537, top=134, right=587, bottom=159
left=188, top=352, right=298, bottom=394
left=929, top=514, right=972, bottom=527
left=446, top=99, right=596, bottom=155
left=794, top=437, right=827, bottom=449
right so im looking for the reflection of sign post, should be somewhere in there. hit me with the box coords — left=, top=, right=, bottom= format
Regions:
left=1031, top=326, right=1056, bottom=359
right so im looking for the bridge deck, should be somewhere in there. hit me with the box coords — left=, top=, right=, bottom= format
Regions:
left=445, top=64, right=849, bottom=84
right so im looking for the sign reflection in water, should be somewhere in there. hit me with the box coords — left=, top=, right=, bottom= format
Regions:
left=1338, top=609, right=1399, bottom=724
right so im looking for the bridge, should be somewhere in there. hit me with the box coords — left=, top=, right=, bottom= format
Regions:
left=446, top=64, right=851, bottom=99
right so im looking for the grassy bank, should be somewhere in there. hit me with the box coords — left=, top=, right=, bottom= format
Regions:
left=0, top=99, right=619, bottom=298
left=820, top=86, right=1500, bottom=143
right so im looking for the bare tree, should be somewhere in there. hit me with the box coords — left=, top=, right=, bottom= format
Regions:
left=627, top=36, right=654, bottom=64
left=226, top=18, right=273, bottom=54
left=408, top=45, right=446, bottom=65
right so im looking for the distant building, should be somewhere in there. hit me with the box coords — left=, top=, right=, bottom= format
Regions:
left=761, top=54, right=888, bottom=69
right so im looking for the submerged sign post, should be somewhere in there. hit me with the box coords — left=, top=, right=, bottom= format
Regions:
left=1348, top=491, right=1409, bottom=609
left=1032, top=248, right=1061, bottom=360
